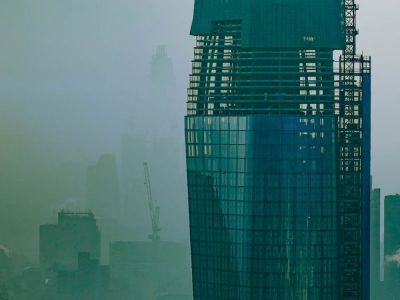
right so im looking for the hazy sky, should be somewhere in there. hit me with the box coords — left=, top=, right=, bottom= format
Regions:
left=0, top=0, right=193, bottom=162
left=357, top=0, right=400, bottom=195
left=0, top=0, right=398, bottom=194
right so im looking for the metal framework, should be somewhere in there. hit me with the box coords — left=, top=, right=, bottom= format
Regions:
left=337, top=0, right=371, bottom=298
left=188, top=21, right=337, bottom=117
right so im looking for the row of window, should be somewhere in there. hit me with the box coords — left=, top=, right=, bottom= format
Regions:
left=186, top=129, right=334, bottom=145
left=190, top=228, right=338, bottom=239
left=192, top=284, right=338, bottom=300
left=189, top=189, right=337, bottom=203
left=185, top=115, right=334, bottom=131
left=191, top=243, right=338, bottom=257
left=192, top=270, right=339, bottom=284
left=186, top=146, right=333, bottom=161
left=191, top=234, right=338, bottom=245
left=188, top=171, right=336, bottom=185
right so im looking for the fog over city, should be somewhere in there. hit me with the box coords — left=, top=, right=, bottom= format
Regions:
left=0, top=0, right=399, bottom=299
left=0, top=0, right=195, bottom=260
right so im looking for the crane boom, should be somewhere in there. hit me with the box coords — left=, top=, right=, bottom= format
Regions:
left=143, top=162, right=160, bottom=242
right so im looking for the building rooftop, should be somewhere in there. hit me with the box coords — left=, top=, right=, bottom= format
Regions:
left=191, top=0, right=345, bottom=49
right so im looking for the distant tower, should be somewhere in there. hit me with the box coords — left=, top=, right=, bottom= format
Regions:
left=185, top=0, right=371, bottom=299
left=149, top=45, right=175, bottom=96
left=86, top=154, right=120, bottom=220
left=370, top=188, right=382, bottom=298
left=148, top=45, right=177, bottom=135
left=39, top=211, right=100, bottom=270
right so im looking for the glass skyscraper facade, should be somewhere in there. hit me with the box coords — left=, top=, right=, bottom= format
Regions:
left=185, top=1, right=371, bottom=299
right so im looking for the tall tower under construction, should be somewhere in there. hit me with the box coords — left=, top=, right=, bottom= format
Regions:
left=185, top=0, right=371, bottom=299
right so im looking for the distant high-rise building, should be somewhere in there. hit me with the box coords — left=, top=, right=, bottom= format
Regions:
left=119, top=45, right=187, bottom=243
left=149, top=45, right=175, bottom=98
left=86, top=154, right=123, bottom=262
left=86, top=154, right=120, bottom=220
left=370, top=188, right=382, bottom=298
left=40, top=211, right=100, bottom=271
left=185, top=0, right=371, bottom=299
left=148, top=45, right=178, bottom=135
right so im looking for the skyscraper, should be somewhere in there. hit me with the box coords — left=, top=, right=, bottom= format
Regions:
left=185, top=1, right=371, bottom=299
left=370, top=188, right=382, bottom=298
left=148, top=45, right=178, bottom=136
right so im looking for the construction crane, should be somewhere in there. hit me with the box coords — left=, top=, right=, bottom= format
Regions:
left=143, top=162, right=161, bottom=242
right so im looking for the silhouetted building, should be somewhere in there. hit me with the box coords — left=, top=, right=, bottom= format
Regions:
left=86, top=154, right=121, bottom=261
left=109, top=241, right=191, bottom=300
left=185, top=0, right=371, bottom=299
left=86, top=154, right=120, bottom=220
left=149, top=45, right=175, bottom=99
left=57, top=252, right=109, bottom=300
left=141, top=45, right=177, bottom=137
left=39, top=211, right=100, bottom=271
left=370, top=188, right=382, bottom=298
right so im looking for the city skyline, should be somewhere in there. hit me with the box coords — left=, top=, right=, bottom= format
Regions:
left=0, top=0, right=397, bottom=197
left=0, top=0, right=399, bottom=299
